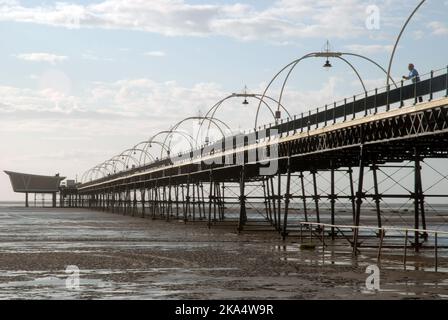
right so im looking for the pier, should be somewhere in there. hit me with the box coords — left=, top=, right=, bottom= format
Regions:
left=59, top=66, right=448, bottom=261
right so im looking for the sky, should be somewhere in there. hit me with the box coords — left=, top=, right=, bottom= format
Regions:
left=1, top=0, right=448, bottom=200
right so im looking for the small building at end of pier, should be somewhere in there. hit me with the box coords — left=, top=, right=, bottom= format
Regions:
left=4, top=170, right=66, bottom=207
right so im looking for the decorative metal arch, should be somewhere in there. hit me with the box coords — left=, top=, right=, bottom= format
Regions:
left=115, top=149, right=144, bottom=171
left=81, top=166, right=102, bottom=183
left=165, top=116, right=231, bottom=153
left=257, top=51, right=398, bottom=124
left=119, top=148, right=155, bottom=170
left=81, top=156, right=132, bottom=183
left=82, top=165, right=109, bottom=182
left=132, top=140, right=170, bottom=166
left=199, top=93, right=292, bottom=134
left=143, top=130, right=196, bottom=160
left=104, top=158, right=127, bottom=174
left=386, top=0, right=427, bottom=88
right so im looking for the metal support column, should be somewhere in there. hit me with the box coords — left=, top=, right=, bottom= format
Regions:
left=238, top=166, right=247, bottom=232
left=312, top=170, right=320, bottom=223
left=371, top=163, right=382, bottom=230
left=348, top=167, right=356, bottom=224
left=413, top=148, right=422, bottom=252
left=300, top=172, right=308, bottom=222
left=208, top=170, right=213, bottom=228
left=282, top=155, right=292, bottom=240
left=353, top=145, right=365, bottom=255
left=141, top=188, right=146, bottom=218
left=330, top=166, right=336, bottom=239
left=277, top=172, right=282, bottom=231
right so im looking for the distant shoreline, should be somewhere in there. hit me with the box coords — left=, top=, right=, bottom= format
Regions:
left=0, top=201, right=25, bottom=206
left=0, top=201, right=25, bottom=204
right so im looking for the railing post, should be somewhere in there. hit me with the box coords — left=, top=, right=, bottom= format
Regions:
left=343, top=98, right=347, bottom=122
left=333, top=102, right=336, bottom=124
left=301, top=113, right=304, bottom=133
left=308, top=110, right=311, bottom=132
left=414, top=78, right=418, bottom=105
left=374, top=88, right=378, bottom=114
left=400, top=80, right=404, bottom=108
left=429, top=70, right=434, bottom=101
left=293, top=115, right=297, bottom=134
left=324, top=104, right=328, bottom=127
left=364, top=92, right=368, bottom=116
left=352, top=95, right=356, bottom=120
left=386, top=85, right=390, bottom=111
left=446, top=65, right=448, bottom=97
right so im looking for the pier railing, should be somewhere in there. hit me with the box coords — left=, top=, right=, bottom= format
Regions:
left=298, top=221, right=448, bottom=272
left=265, top=66, right=448, bottom=137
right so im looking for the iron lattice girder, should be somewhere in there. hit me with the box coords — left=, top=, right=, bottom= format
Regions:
left=280, top=104, right=448, bottom=158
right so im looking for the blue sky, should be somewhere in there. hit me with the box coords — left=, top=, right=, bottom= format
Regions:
left=1, top=0, right=448, bottom=200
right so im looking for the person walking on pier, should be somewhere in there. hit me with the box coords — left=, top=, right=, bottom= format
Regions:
left=403, top=63, right=423, bottom=103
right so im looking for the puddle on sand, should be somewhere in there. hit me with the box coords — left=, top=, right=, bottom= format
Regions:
left=271, top=241, right=448, bottom=273
left=1, top=207, right=448, bottom=299
left=0, top=267, right=245, bottom=300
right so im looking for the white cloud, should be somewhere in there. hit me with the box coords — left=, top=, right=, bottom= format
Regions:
left=0, top=74, right=346, bottom=134
left=0, top=0, right=377, bottom=42
left=14, top=52, right=68, bottom=63
left=344, top=44, right=394, bottom=55
left=0, top=74, right=355, bottom=191
left=413, top=30, right=424, bottom=40
left=144, top=51, right=166, bottom=57
left=427, top=21, right=448, bottom=36
left=81, top=51, right=114, bottom=62
left=0, top=77, right=223, bottom=122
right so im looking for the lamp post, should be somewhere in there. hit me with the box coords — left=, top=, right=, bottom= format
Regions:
left=200, top=92, right=291, bottom=137
left=258, top=41, right=397, bottom=123
left=242, top=86, right=249, bottom=105
left=322, top=40, right=333, bottom=69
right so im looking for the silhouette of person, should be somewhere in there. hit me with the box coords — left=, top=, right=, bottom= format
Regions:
left=403, top=63, right=423, bottom=103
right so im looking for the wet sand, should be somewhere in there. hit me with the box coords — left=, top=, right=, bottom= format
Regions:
left=0, top=207, right=447, bottom=299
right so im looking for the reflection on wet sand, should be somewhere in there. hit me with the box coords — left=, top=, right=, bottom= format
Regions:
left=0, top=207, right=447, bottom=299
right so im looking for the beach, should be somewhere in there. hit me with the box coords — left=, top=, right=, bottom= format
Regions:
left=0, top=206, right=447, bottom=299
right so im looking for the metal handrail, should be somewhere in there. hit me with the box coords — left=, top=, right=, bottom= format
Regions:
left=298, top=221, right=448, bottom=236
left=298, top=221, right=446, bottom=272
